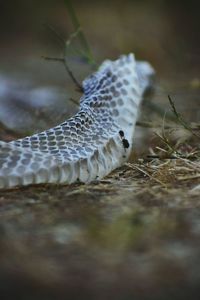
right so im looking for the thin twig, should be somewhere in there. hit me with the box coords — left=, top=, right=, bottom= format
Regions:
left=154, top=132, right=176, bottom=154
left=42, top=56, right=83, bottom=93
left=43, top=23, right=65, bottom=47
left=168, top=95, right=200, bottom=138
left=136, top=120, right=200, bottom=131
left=69, top=97, right=79, bottom=106
left=178, top=174, right=200, bottom=181
left=62, top=60, right=83, bottom=93
left=126, top=163, right=167, bottom=188
left=43, top=24, right=84, bottom=92
left=146, top=155, right=177, bottom=160
left=136, top=121, right=162, bottom=129
left=41, top=56, right=64, bottom=63
left=65, top=27, right=81, bottom=48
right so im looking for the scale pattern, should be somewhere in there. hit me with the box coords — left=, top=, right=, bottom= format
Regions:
left=0, top=54, right=154, bottom=189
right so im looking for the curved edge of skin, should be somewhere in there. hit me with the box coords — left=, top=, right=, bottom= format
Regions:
left=0, top=133, right=130, bottom=189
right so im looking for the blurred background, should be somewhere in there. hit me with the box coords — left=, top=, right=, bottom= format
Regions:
left=0, top=0, right=199, bottom=135
left=0, top=1, right=200, bottom=300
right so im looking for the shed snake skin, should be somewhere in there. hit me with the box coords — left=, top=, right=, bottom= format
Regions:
left=0, top=54, right=154, bottom=189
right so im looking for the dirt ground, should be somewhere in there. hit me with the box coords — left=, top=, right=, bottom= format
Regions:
left=0, top=1, right=200, bottom=299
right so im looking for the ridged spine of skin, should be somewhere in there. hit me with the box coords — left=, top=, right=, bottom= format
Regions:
left=0, top=54, right=154, bottom=189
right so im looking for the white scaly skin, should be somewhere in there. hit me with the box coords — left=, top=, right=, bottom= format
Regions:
left=0, top=54, right=154, bottom=189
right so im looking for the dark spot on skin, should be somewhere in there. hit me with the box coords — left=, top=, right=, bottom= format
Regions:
left=131, top=87, right=138, bottom=95
left=65, top=142, right=73, bottom=147
left=43, top=159, right=51, bottom=166
left=96, top=84, right=101, bottom=90
left=62, top=126, right=70, bottom=131
left=72, top=138, right=78, bottom=144
left=47, top=135, right=55, bottom=141
left=102, top=118, right=108, bottom=122
left=56, top=135, right=64, bottom=141
left=21, top=159, right=30, bottom=165
left=7, top=161, right=16, bottom=168
left=99, top=77, right=105, bottom=85
left=111, top=101, right=116, bottom=107
left=76, top=146, right=84, bottom=151
left=123, top=79, right=129, bottom=85
left=39, top=136, right=47, bottom=141
left=119, top=130, right=129, bottom=149
left=100, top=90, right=106, bottom=94
left=58, top=141, right=65, bottom=146
left=70, top=149, right=77, bottom=155
left=16, top=165, right=25, bottom=173
left=122, top=139, right=129, bottom=149
left=118, top=98, right=124, bottom=106
left=46, top=131, right=54, bottom=136
left=84, top=137, right=92, bottom=143
left=76, top=129, right=82, bottom=135
left=71, top=133, right=77, bottom=139
left=121, top=88, right=128, bottom=95
left=116, top=82, right=122, bottom=88
left=119, top=130, right=124, bottom=138
left=70, top=127, right=76, bottom=133
left=31, top=162, right=39, bottom=171
left=24, top=153, right=32, bottom=159
left=22, top=141, right=29, bottom=147
left=79, top=150, right=87, bottom=156
left=35, top=156, right=43, bottom=162
left=85, top=147, right=93, bottom=153
left=113, top=109, right=119, bottom=116
left=113, top=91, right=120, bottom=97
left=110, top=86, right=116, bottom=93
left=59, top=145, right=67, bottom=150
left=51, top=149, right=59, bottom=154
left=55, top=130, right=62, bottom=135
left=69, top=122, right=76, bottom=127
left=111, top=75, right=117, bottom=82
left=40, top=146, right=48, bottom=152
left=13, top=142, right=21, bottom=147
left=49, top=146, right=56, bottom=151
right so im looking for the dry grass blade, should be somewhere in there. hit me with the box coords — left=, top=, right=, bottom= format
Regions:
left=64, top=0, right=96, bottom=67
left=126, top=163, right=167, bottom=188
left=168, top=95, right=200, bottom=138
